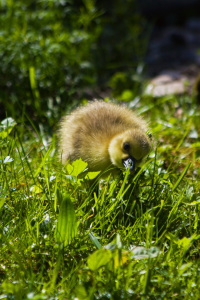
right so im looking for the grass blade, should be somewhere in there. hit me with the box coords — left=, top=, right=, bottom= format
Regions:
left=172, top=162, right=191, bottom=192
left=56, top=194, right=77, bottom=246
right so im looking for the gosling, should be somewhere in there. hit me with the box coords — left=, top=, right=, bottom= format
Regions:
left=58, top=101, right=151, bottom=176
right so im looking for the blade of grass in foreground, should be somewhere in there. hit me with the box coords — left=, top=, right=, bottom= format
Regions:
left=55, top=194, right=77, bottom=246
left=172, top=162, right=191, bottom=192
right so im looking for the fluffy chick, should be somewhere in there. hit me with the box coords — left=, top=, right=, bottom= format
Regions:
left=58, top=101, right=151, bottom=175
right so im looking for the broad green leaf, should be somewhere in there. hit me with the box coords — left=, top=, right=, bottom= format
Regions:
left=0, top=197, right=6, bottom=210
left=2, top=280, right=22, bottom=294
left=3, top=156, right=14, bottom=163
left=67, top=158, right=88, bottom=177
left=0, top=118, right=16, bottom=139
left=85, top=171, right=100, bottom=180
left=178, top=263, right=193, bottom=275
left=30, top=185, right=43, bottom=194
left=56, top=195, right=77, bottom=246
left=87, top=249, right=112, bottom=271
left=1, top=117, right=16, bottom=128
left=177, top=236, right=194, bottom=250
left=89, top=232, right=102, bottom=249
left=131, top=246, right=161, bottom=260
left=75, top=285, right=88, bottom=300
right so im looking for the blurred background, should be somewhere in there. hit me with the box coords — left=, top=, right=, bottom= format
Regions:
left=0, top=0, right=200, bottom=131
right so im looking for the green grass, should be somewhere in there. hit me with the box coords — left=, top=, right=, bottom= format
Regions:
left=1, top=95, right=200, bottom=299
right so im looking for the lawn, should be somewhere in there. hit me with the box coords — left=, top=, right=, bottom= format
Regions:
left=1, top=94, right=200, bottom=299
left=1, top=1, right=200, bottom=299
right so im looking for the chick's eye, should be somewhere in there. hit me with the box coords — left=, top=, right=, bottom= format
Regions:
left=147, top=132, right=152, bottom=140
left=123, top=142, right=130, bottom=151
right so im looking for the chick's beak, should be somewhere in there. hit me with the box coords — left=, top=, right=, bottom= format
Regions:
left=122, top=156, right=135, bottom=172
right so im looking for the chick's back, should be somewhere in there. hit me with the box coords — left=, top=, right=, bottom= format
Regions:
left=58, top=101, right=148, bottom=170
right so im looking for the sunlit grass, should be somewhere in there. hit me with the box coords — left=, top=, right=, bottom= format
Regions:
left=0, top=95, right=200, bottom=299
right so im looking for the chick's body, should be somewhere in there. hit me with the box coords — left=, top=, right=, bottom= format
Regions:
left=59, top=101, right=151, bottom=174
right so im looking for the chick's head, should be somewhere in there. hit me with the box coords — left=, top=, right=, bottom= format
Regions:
left=108, top=129, right=151, bottom=172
